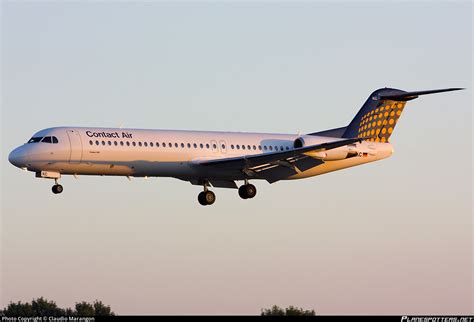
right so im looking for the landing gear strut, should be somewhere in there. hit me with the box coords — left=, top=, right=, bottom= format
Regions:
left=238, top=181, right=257, bottom=199
left=198, top=183, right=215, bottom=206
left=52, top=179, right=63, bottom=194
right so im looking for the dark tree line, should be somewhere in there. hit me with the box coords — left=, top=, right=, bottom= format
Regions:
left=261, top=305, right=316, bottom=316
left=1, top=298, right=313, bottom=316
left=0, top=297, right=114, bottom=317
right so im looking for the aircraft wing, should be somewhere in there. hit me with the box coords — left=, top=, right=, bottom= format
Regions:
left=197, top=137, right=364, bottom=183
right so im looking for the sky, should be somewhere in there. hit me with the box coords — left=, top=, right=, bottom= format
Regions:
left=1, top=1, right=472, bottom=315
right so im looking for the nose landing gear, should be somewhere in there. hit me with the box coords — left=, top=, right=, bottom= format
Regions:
left=52, top=179, right=63, bottom=194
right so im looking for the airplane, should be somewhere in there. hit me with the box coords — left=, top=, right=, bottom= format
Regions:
left=8, top=87, right=462, bottom=206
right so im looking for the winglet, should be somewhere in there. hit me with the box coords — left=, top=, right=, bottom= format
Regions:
left=379, top=88, right=465, bottom=101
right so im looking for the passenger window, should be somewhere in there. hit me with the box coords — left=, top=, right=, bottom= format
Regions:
left=206, top=144, right=210, bottom=149
left=120, top=141, right=124, bottom=146
left=193, top=143, right=197, bottom=148
left=187, top=143, right=191, bottom=148
left=221, top=144, right=225, bottom=149
left=89, top=140, right=93, bottom=145
left=96, top=140, right=99, bottom=145
left=132, top=142, right=136, bottom=147
left=114, top=141, right=118, bottom=146
left=102, top=141, right=106, bottom=146
left=108, top=141, right=111, bottom=146
left=150, top=142, right=153, bottom=147
left=168, top=143, right=172, bottom=148
left=156, top=142, right=160, bottom=147
left=144, top=142, right=148, bottom=147
left=52, top=137, right=58, bottom=144
left=236, top=145, right=240, bottom=150
left=126, top=141, right=130, bottom=146
left=242, top=145, right=246, bottom=150
left=174, top=143, right=178, bottom=148
left=280, top=146, right=283, bottom=151
left=200, top=143, right=203, bottom=149
left=138, top=142, right=142, bottom=147
left=213, top=143, right=217, bottom=149
left=231, top=144, right=234, bottom=149
left=269, top=146, right=273, bottom=151
left=42, top=137, right=52, bottom=143
left=181, top=143, right=185, bottom=148
left=253, top=145, right=256, bottom=150
left=285, top=146, right=289, bottom=150
left=258, top=145, right=262, bottom=150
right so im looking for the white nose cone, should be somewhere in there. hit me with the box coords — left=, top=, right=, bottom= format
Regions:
left=8, top=146, right=28, bottom=168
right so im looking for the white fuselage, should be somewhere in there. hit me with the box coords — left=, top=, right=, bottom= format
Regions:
left=9, top=126, right=393, bottom=183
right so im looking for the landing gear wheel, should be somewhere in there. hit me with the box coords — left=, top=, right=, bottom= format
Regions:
left=239, top=185, right=249, bottom=199
left=245, top=184, right=256, bottom=199
left=198, top=192, right=207, bottom=205
left=239, top=184, right=257, bottom=199
left=198, top=191, right=216, bottom=206
left=52, top=184, right=63, bottom=194
left=204, top=190, right=216, bottom=205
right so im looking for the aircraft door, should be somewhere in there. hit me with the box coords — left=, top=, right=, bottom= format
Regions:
left=66, top=129, right=83, bottom=163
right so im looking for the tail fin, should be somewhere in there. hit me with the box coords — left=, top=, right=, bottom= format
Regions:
left=342, top=87, right=463, bottom=142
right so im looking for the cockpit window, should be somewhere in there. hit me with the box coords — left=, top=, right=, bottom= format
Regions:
left=42, top=136, right=53, bottom=143
left=27, top=136, right=58, bottom=144
left=28, top=137, right=42, bottom=143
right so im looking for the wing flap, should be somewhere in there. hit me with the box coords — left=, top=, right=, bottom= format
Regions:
left=208, top=179, right=238, bottom=189
left=256, top=165, right=298, bottom=184
left=294, top=156, right=325, bottom=172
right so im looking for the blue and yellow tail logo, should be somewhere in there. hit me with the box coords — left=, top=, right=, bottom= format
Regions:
left=357, top=100, right=405, bottom=142
left=343, top=88, right=409, bottom=141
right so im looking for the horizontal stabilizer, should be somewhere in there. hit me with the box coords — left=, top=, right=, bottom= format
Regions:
left=379, top=88, right=464, bottom=101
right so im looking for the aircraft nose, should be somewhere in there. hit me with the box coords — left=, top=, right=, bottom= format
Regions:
left=8, top=146, right=29, bottom=168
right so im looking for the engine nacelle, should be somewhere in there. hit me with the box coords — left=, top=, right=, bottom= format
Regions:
left=294, top=135, right=380, bottom=161
left=293, top=137, right=305, bottom=149
left=307, top=148, right=349, bottom=161
left=294, top=135, right=355, bottom=161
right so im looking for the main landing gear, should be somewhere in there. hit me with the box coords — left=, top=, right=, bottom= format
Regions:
left=52, top=179, right=63, bottom=194
left=198, top=190, right=216, bottom=206
left=238, top=183, right=257, bottom=200
left=197, top=180, right=257, bottom=206
left=198, top=183, right=215, bottom=206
